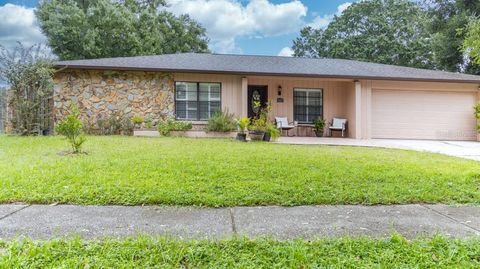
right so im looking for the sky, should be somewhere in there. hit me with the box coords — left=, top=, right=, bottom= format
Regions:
left=0, top=0, right=356, bottom=57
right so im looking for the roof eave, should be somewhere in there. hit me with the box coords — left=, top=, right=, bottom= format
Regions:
left=53, top=64, right=480, bottom=84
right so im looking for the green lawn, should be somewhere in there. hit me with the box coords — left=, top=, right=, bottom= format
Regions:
left=0, top=135, right=479, bottom=206
left=1, top=235, right=479, bottom=268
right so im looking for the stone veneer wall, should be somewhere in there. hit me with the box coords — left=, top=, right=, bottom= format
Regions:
left=53, top=69, right=174, bottom=127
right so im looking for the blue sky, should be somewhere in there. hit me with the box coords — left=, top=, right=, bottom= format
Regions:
left=0, top=0, right=355, bottom=56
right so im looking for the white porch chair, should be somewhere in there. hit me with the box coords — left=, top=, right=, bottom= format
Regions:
left=329, top=118, right=347, bottom=137
left=275, top=117, right=296, bottom=137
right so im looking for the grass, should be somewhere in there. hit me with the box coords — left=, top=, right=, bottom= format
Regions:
left=0, top=135, right=479, bottom=206
left=0, top=235, right=479, bottom=268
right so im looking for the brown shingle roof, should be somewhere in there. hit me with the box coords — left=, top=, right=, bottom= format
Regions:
left=55, top=53, right=480, bottom=83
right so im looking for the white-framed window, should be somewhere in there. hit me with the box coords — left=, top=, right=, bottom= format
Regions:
left=294, top=88, right=323, bottom=123
left=175, top=82, right=221, bottom=120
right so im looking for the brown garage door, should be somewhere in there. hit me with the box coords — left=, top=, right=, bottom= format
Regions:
left=372, top=89, right=477, bottom=140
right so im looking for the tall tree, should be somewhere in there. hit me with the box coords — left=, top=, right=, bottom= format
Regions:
left=293, top=0, right=434, bottom=69
left=36, top=0, right=209, bottom=60
left=463, top=19, right=480, bottom=64
left=423, top=0, right=479, bottom=74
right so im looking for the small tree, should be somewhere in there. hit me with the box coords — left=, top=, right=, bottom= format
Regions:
left=56, top=105, right=86, bottom=153
left=0, top=43, right=54, bottom=135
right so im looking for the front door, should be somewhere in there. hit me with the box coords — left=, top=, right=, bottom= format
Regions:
left=248, top=85, right=268, bottom=118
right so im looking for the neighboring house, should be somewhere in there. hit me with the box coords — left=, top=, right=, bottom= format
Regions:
left=54, top=53, right=480, bottom=141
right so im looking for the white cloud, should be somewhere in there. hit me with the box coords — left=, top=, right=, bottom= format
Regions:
left=0, top=1, right=355, bottom=57
left=308, top=15, right=331, bottom=29
left=166, top=0, right=307, bottom=53
left=278, top=47, right=294, bottom=57
left=308, top=2, right=352, bottom=29
left=336, top=2, right=352, bottom=16
left=0, top=4, right=47, bottom=51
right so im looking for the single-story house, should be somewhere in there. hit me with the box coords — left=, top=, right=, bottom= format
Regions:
left=54, top=53, right=480, bottom=141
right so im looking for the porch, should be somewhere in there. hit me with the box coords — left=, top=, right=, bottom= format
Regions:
left=173, top=73, right=373, bottom=139
left=239, top=75, right=359, bottom=138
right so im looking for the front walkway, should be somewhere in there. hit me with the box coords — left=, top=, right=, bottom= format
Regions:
left=276, top=137, right=480, bottom=161
left=0, top=204, right=478, bottom=240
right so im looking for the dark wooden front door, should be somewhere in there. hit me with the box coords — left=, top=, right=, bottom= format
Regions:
left=248, top=85, right=268, bottom=118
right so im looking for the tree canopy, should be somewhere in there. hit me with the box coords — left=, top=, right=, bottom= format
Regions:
left=463, top=19, right=480, bottom=64
left=424, top=0, right=479, bottom=73
left=292, top=0, right=480, bottom=73
left=36, top=0, right=209, bottom=60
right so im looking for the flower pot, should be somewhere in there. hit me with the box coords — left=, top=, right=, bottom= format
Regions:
left=236, top=133, right=247, bottom=142
left=314, top=130, right=324, bottom=137
left=263, top=132, right=271, bottom=142
left=249, top=131, right=265, bottom=141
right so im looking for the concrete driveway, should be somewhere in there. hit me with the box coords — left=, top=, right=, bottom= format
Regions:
left=276, top=137, right=480, bottom=161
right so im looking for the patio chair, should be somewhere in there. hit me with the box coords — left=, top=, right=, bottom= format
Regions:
left=275, top=117, right=296, bottom=137
left=329, top=118, right=347, bottom=137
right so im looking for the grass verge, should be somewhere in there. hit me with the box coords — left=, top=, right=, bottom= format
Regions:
left=1, top=235, right=479, bottom=268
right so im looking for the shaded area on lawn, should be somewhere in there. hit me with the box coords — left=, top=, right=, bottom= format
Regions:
left=0, top=136, right=479, bottom=206
left=1, top=235, right=479, bottom=268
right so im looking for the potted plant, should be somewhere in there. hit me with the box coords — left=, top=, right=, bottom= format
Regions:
left=264, top=123, right=280, bottom=142
left=131, top=115, right=144, bottom=129
left=313, top=118, right=325, bottom=137
left=249, top=118, right=266, bottom=141
left=249, top=101, right=272, bottom=141
left=236, top=117, right=250, bottom=141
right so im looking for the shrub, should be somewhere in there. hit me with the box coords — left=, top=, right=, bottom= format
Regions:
left=157, top=119, right=192, bottom=136
left=121, top=117, right=134, bottom=136
left=55, top=105, right=86, bottom=153
left=131, top=115, right=144, bottom=127
left=84, top=113, right=133, bottom=136
left=144, top=118, right=153, bottom=129
left=475, top=103, right=480, bottom=131
left=206, top=110, right=236, bottom=132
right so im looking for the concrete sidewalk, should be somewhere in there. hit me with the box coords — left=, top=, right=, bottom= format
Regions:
left=0, top=204, right=479, bottom=240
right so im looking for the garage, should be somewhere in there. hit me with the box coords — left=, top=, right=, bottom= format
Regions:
left=372, top=89, right=477, bottom=141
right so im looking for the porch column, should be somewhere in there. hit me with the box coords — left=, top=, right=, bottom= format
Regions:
left=241, top=77, right=248, bottom=117
left=355, top=81, right=362, bottom=139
